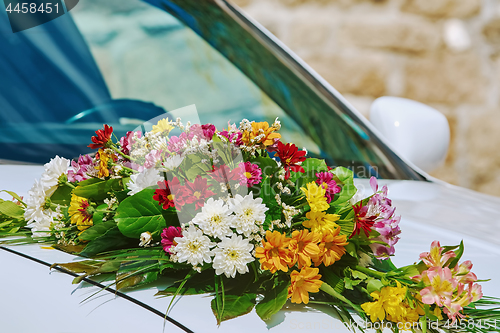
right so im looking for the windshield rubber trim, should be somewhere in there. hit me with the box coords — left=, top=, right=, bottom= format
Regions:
left=0, top=246, right=195, bottom=333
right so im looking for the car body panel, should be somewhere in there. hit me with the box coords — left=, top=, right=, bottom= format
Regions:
left=1, top=165, right=499, bottom=332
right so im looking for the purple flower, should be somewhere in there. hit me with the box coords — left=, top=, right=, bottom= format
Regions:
left=67, top=155, right=93, bottom=182
left=315, top=172, right=341, bottom=203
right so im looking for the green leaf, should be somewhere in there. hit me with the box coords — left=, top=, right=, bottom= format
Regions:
left=79, top=227, right=131, bottom=257
left=290, top=158, right=327, bottom=189
left=211, top=293, right=256, bottom=325
left=255, top=278, right=290, bottom=321
left=92, top=204, right=109, bottom=225
left=116, top=260, right=161, bottom=290
left=351, top=270, right=368, bottom=280
left=78, top=220, right=117, bottom=241
left=330, top=167, right=356, bottom=205
left=0, top=191, right=26, bottom=206
left=115, top=189, right=167, bottom=239
left=252, top=156, right=278, bottom=177
left=366, top=278, right=384, bottom=294
left=320, top=282, right=364, bottom=315
left=259, top=176, right=281, bottom=228
left=0, top=200, right=24, bottom=218
left=320, top=267, right=345, bottom=294
left=344, top=277, right=362, bottom=290
left=448, top=240, right=464, bottom=269
left=156, top=269, right=215, bottom=296
left=50, top=184, right=73, bottom=206
left=73, top=178, right=124, bottom=201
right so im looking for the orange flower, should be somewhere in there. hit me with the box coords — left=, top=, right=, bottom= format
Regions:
left=255, top=230, right=292, bottom=273
left=242, top=121, right=281, bottom=146
left=288, top=267, right=323, bottom=304
left=289, top=230, right=321, bottom=268
left=96, top=149, right=116, bottom=178
left=314, top=228, right=349, bottom=267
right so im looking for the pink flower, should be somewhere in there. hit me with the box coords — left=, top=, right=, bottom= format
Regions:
left=209, top=164, right=241, bottom=184
left=144, top=150, right=162, bottom=169
left=161, top=226, right=183, bottom=254
left=202, top=124, right=216, bottom=139
left=168, top=132, right=190, bottom=154
left=119, top=130, right=141, bottom=156
left=219, top=130, right=243, bottom=146
left=67, top=155, right=93, bottom=182
left=315, top=172, right=341, bottom=203
left=419, top=240, right=456, bottom=269
left=238, top=162, right=262, bottom=187
left=420, top=267, right=456, bottom=307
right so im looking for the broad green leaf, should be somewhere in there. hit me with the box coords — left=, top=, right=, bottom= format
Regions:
left=92, top=204, right=109, bottom=225
left=115, top=189, right=168, bottom=239
left=50, top=184, right=73, bottom=206
left=252, top=156, right=278, bottom=177
left=211, top=293, right=256, bottom=325
left=79, top=227, right=131, bottom=257
left=73, top=178, right=123, bottom=201
left=78, top=220, right=117, bottom=241
left=366, top=278, right=384, bottom=294
left=290, top=158, right=327, bottom=189
left=320, top=267, right=345, bottom=294
left=255, top=279, right=290, bottom=321
left=448, top=241, right=464, bottom=269
left=351, top=270, right=369, bottom=280
left=320, top=282, right=364, bottom=314
left=0, top=200, right=24, bottom=218
left=259, top=176, right=281, bottom=228
left=330, top=167, right=356, bottom=205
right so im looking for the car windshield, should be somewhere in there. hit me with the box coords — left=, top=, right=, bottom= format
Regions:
left=0, top=0, right=423, bottom=180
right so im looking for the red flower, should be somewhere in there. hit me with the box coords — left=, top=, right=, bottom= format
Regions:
left=208, top=164, right=241, bottom=184
left=351, top=202, right=376, bottom=238
left=184, top=176, right=215, bottom=209
left=153, top=177, right=188, bottom=210
left=88, top=124, right=113, bottom=149
left=276, top=141, right=307, bottom=179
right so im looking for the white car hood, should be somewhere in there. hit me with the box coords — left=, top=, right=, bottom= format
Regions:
left=1, top=165, right=499, bottom=333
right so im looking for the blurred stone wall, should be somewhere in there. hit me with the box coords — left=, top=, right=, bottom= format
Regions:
left=231, top=0, right=500, bottom=196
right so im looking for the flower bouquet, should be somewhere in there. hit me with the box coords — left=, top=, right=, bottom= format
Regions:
left=1, top=117, right=499, bottom=332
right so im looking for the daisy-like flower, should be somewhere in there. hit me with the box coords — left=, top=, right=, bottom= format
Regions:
left=287, top=267, right=323, bottom=304
left=288, top=230, right=321, bottom=269
left=276, top=141, right=306, bottom=179
left=153, top=178, right=187, bottom=210
left=88, top=124, right=113, bottom=149
left=242, top=121, right=281, bottom=146
left=191, top=198, right=234, bottom=239
left=302, top=211, right=340, bottom=236
left=314, top=228, right=348, bottom=267
left=351, top=202, right=377, bottom=238
left=213, top=234, right=254, bottom=278
left=161, top=154, right=185, bottom=171
left=184, top=176, right=215, bottom=210
left=172, top=225, right=214, bottom=266
left=255, top=230, right=292, bottom=273
left=127, top=168, right=163, bottom=195
left=315, top=172, right=341, bottom=203
left=300, top=182, right=330, bottom=212
left=24, top=180, right=58, bottom=236
left=161, top=226, right=183, bottom=254
left=152, top=118, right=174, bottom=135
left=208, top=164, right=241, bottom=184
left=40, top=156, right=70, bottom=195
left=68, top=194, right=94, bottom=231
left=238, top=161, right=262, bottom=187
left=229, top=193, right=268, bottom=237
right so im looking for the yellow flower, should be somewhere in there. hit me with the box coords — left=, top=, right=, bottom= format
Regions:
left=242, top=121, right=281, bottom=146
left=287, top=267, right=323, bottom=304
left=96, top=149, right=115, bottom=178
left=303, top=211, right=340, bottom=235
left=152, top=118, right=174, bottom=135
left=361, top=282, right=420, bottom=325
left=300, top=182, right=329, bottom=212
left=255, top=231, right=292, bottom=273
left=288, top=229, right=321, bottom=268
left=68, top=194, right=93, bottom=231
left=314, top=228, right=348, bottom=267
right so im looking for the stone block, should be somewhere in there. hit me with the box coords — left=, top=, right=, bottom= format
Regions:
left=339, top=15, right=441, bottom=53
left=403, top=53, right=487, bottom=104
left=306, top=53, right=389, bottom=97
left=402, top=0, right=481, bottom=19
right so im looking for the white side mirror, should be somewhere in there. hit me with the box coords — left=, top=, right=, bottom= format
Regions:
left=370, top=97, right=450, bottom=173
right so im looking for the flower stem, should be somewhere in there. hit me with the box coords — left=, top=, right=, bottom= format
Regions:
left=354, top=266, right=386, bottom=279
left=110, top=145, right=131, bottom=160
left=64, top=182, right=76, bottom=189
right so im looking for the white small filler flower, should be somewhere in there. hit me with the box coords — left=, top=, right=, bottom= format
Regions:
left=213, top=234, right=254, bottom=278
left=172, top=226, right=214, bottom=266
left=191, top=198, right=233, bottom=239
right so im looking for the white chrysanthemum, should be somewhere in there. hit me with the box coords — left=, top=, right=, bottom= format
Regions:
left=172, top=226, right=214, bottom=266
left=40, top=156, right=70, bottom=195
left=213, top=234, right=254, bottom=278
left=192, top=198, right=233, bottom=239
left=229, top=193, right=268, bottom=237
left=161, top=154, right=185, bottom=171
left=127, top=168, right=163, bottom=195
left=24, top=180, right=60, bottom=236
